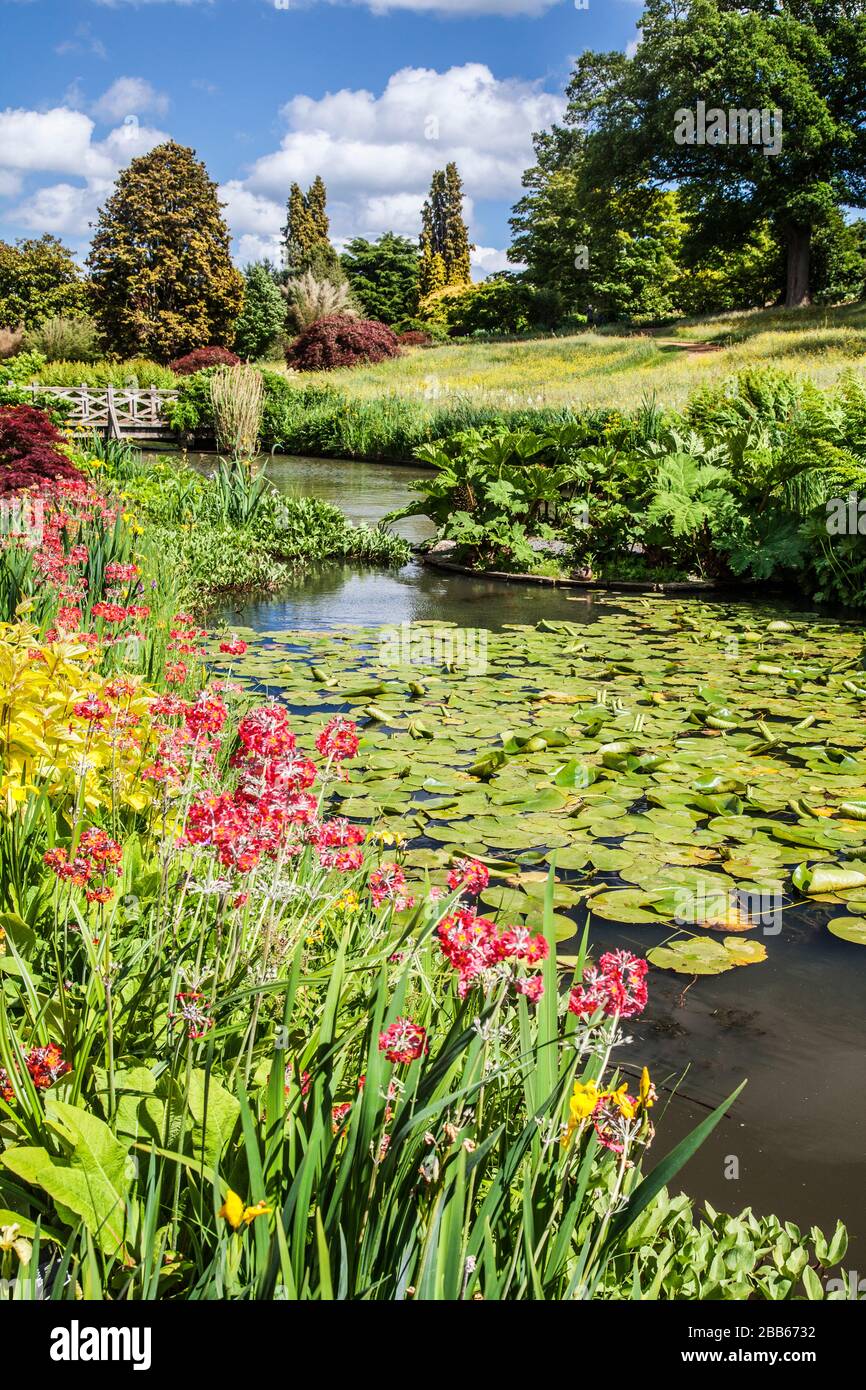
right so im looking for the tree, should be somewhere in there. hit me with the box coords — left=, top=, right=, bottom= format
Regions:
left=307, top=176, right=330, bottom=243
left=234, top=262, right=286, bottom=359
left=0, top=235, right=87, bottom=329
left=88, top=142, right=243, bottom=361
left=340, top=233, right=420, bottom=324
left=510, top=126, right=691, bottom=323
left=443, top=163, right=472, bottom=287
left=420, top=164, right=473, bottom=296
left=811, top=210, right=866, bottom=305
left=565, top=1, right=866, bottom=308
left=281, top=177, right=343, bottom=284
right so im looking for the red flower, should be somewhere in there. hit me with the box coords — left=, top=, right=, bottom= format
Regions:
left=105, top=562, right=138, bottom=583
left=568, top=950, right=648, bottom=1021
left=73, top=695, right=110, bottom=722
left=437, top=908, right=546, bottom=999
left=447, top=858, right=490, bottom=896
left=91, top=601, right=128, bottom=624
left=369, top=864, right=415, bottom=912
left=184, top=692, right=227, bottom=737
left=379, top=1017, right=427, bottom=1065
left=315, top=716, right=359, bottom=764
left=314, top=818, right=365, bottom=869
left=170, top=992, right=213, bottom=1040
left=515, top=975, right=544, bottom=1004
left=219, top=637, right=248, bottom=656
left=165, top=662, right=187, bottom=686
left=25, top=1043, right=71, bottom=1090
left=45, top=827, right=123, bottom=902
left=237, top=704, right=295, bottom=759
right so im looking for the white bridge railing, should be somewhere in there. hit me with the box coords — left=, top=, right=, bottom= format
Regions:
left=7, top=382, right=180, bottom=437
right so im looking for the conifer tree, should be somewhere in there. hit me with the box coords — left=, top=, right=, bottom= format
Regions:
left=419, top=163, right=473, bottom=295
left=282, top=177, right=343, bottom=285
left=87, top=141, right=243, bottom=361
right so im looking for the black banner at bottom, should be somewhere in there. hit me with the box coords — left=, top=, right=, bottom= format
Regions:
left=0, top=1295, right=858, bottom=1375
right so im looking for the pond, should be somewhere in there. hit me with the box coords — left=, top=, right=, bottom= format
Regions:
left=213, top=452, right=866, bottom=1256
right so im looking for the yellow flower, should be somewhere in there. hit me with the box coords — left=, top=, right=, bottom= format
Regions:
left=0, top=1223, right=32, bottom=1265
left=638, top=1067, right=656, bottom=1111
left=369, top=828, right=406, bottom=848
left=609, top=1084, right=637, bottom=1121
left=241, top=1200, right=272, bottom=1225
left=569, top=1079, right=600, bottom=1123
left=219, top=1189, right=272, bottom=1230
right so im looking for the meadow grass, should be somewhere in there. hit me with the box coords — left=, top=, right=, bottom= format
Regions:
left=264, top=302, right=866, bottom=413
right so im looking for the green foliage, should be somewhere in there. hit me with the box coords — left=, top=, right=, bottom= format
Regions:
left=88, top=142, right=244, bottom=361
left=0, top=235, right=88, bottom=330
left=419, top=275, right=561, bottom=338
left=1, top=351, right=46, bottom=385
left=94, top=446, right=410, bottom=608
left=30, top=358, right=178, bottom=389
left=234, top=263, right=287, bottom=360
left=609, top=1192, right=849, bottom=1300
left=23, top=316, right=100, bottom=363
left=385, top=367, right=866, bottom=601
left=341, top=233, right=421, bottom=325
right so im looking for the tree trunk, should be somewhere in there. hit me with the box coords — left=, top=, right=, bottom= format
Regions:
left=784, top=225, right=812, bottom=308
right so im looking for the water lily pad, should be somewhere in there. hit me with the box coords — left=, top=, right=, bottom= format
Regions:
left=826, top=916, right=866, bottom=945
left=587, top=890, right=669, bottom=924
left=648, top=935, right=768, bottom=975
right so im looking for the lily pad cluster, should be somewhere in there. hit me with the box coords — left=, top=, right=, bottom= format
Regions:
left=212, top=600, right=866, bottom=976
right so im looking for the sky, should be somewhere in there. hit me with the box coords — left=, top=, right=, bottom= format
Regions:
left=0, top=0, right=643, bottom=276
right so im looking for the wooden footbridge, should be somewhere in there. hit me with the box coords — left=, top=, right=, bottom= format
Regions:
left=10, top=383, right=180, bottom=440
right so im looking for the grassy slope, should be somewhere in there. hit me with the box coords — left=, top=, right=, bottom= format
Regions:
left=268, top=302, right=866, bottom=412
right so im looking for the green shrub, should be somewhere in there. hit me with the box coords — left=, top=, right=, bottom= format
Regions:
left=23, top=315, right=100, bottom=363
left=2, top=350, right=46, bottom=385
left=33, top=358, right=178, bottom=388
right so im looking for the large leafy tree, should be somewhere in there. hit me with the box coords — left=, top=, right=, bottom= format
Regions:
left=0, top=235, right=87, bottom=329
left=569, top=0, right=866, bottom=307
left=340, top=233, right=420, bottom=324
left=233, top=261, right=286, bottom=359
left=420, top=163, right=473, bottom=296
left=510, top=123, right=691, bottom=322
left=88, top=142, right=243, bottom=361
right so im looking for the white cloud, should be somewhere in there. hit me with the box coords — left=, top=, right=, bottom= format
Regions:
left=226, top=63, right=562, bottom=259
left=11, top=180, right=112, bottom=238
left=55, top=24, right=109, bottom=60
left=471, top=244, right=514, bottom=276
left=235, top=232, right=284, bottom=265
left=92, top=77, right=170, bottom=123
left=0, top=170, right=23, bottom=199
left=0, top=107, right=170, bottom=238
left=0, top=109, right=102, bottom=178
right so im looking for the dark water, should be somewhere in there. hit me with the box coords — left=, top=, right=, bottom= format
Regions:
left=218, top=452, right=865, bottom=1258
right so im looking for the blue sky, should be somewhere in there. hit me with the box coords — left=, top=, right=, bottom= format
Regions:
left=0, top=0, right=642, bottom=274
